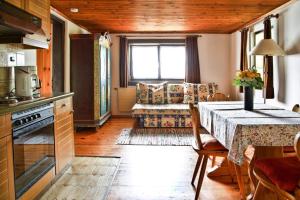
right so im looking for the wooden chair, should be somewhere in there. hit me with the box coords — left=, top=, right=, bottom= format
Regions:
left=253, top=132, right=300, bottom=200
left=292, top=104, right=300, bottom=113
left=207, top=92, right=230, bottom=101
left=206, top=92, right=230, bottom=167
left=284, top=104, right=300, bottom=155
left=189, top=103, right=229, bottom=200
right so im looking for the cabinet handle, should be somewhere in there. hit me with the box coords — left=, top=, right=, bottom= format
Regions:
left=61, top=103, right=66, bottom=108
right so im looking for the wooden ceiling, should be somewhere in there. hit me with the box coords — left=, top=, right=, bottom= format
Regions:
left=50, top=0, right=291, bottom=34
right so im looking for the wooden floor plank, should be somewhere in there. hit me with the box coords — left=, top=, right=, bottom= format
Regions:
left=75, top=117, right=240, bottom=200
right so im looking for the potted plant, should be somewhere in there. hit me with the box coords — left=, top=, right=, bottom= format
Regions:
left=233, top=66, right=264, bottom=111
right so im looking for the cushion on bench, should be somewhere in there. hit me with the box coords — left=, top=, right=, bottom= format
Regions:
left=132, top=103, right=190, bottom=116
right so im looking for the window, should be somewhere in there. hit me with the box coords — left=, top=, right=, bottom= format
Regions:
left=128, top=39, right=185, bottom=84
left=249, top=20, right=276, bottom=101
left=252, top=30, right=264, bottom=77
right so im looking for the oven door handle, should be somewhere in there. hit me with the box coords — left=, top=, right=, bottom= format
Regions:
left=13, top=116, right=54, bottom=139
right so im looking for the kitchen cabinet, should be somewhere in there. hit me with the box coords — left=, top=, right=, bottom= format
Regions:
left=70, top=34, right=112, bottom=128
left=4, top=0, right=51, bottom=39
left=24, top=0, right=51, bottom=39
left=0, top=114, right=15, bottom=200
left=54, top=97, right=75, bottom=174
left=4, top=0, right=24, bottom=8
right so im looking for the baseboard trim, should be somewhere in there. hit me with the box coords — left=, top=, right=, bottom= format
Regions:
left=112, top=115, right=132, bottom=118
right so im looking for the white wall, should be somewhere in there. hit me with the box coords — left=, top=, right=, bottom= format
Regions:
left=268, top=0, right=300, bottom=108
left=51, top=9, right=90, bottom=92
left=229, top=1, right=300, bottom=109
left=110, top=34, right=232, bottom=116
left=198, top=34, right=231, bottom=96
left=229, top=32, right=241, bottom=100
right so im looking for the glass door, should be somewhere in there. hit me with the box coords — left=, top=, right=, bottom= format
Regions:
left=100, top=46, right=107, bottom=116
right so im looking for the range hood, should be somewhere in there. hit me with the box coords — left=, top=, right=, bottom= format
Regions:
left=0, top=1, right=49, bottom=49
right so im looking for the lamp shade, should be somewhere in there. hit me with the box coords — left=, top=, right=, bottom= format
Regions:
left=250, top=39, right=285, bottom=56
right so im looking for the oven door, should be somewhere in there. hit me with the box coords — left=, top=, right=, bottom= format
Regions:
left=13, top=116, right=55, bottom=198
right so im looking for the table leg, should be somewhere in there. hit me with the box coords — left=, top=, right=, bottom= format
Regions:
left=234, top=163, right=246, bottom=200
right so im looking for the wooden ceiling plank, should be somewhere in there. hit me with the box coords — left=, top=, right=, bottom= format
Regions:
left=50, top=0, right=291, bottom=33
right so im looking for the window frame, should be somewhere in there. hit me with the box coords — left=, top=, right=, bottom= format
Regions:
left=249, top=19, right=277, bottom=102
left=128, top=39, right=186, bottom=85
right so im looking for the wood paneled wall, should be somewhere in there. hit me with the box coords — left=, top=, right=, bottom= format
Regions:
left=37, top=24, right=53, bottom=96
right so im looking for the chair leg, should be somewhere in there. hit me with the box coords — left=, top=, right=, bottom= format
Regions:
left=195, top=155, right=208, bottom=200
left=191, top=155, right=203, bottom=186
left=211, top=156, right=216, bottom=167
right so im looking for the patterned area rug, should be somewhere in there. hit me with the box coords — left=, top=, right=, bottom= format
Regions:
left=40, top=156, right=120, bottom=200
left=116, top=128, right=194, bottom=146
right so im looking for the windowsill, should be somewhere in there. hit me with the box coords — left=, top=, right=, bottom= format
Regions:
left=128, top=79, right=184, bottom=86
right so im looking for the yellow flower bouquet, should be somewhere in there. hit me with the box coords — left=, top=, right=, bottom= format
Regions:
left=233, top=66, right=264, bottom=89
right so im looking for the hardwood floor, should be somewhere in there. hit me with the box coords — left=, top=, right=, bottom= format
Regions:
left=75, top=117, right=240, bottom=200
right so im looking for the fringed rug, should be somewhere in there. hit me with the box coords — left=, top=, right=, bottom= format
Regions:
left=40, top=156, right=120, bottom=200
left=116, top=128, right=194, bottom=146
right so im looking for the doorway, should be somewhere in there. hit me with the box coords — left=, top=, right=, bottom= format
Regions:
left=51, top=15, right=65, bottom=93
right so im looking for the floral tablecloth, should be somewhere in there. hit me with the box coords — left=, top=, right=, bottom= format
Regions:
left=198, top=101, right=300, bottom=165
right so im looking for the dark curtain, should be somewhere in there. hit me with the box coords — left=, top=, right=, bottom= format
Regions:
left=240, top=28, right=249, bottom=93
left=264, top=17, right=274, bottom=99
left=119, top=36, right=128, bottom=88
left=185, top=36, right=200, bottom=83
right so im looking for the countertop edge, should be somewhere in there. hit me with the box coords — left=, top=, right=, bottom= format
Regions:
left=0, top=93, right=74, bottom=115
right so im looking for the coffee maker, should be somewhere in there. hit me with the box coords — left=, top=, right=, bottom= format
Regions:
left=15, top=66, right=41, bottom=99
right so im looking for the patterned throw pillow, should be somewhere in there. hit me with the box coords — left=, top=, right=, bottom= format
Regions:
left=198, top=84, right=209, bottom=102
left=207, top=82, right=218, bottom=95
left=136, top=82, right=168, bottom=104
left=167, top=84, right=184, bottom=103
left=183, top=82, right=199, bottom=103
left=183, top=82, right=218, bottom=103
left=136, top=82, right=149, bottom=104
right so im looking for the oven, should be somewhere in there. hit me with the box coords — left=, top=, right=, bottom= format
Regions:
left=12, top=103, right=55, bottom=198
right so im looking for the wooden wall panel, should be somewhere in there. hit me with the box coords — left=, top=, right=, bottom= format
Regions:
left=37, top=23, right=53, bottom=96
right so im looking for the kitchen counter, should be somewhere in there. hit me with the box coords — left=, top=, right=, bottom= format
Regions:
left=0, top=92, right=74, bottom=115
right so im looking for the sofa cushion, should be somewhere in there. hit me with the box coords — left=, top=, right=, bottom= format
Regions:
left=167, top=84, right=184, bottom=103
left=132, top=103, right=190, bottom=116
left=136, top=82, right=168, bottom=104
left=198, top=84, right=209, bottom=102
left=141, top=115, right=192, bottom=127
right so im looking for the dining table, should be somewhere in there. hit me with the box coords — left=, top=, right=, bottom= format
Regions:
left=198, top=101, right=300, bottom=200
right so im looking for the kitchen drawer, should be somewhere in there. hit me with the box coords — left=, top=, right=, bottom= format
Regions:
left=0, top=114, right=11, bottom=139
left=55, top=97, right=73, bottom=116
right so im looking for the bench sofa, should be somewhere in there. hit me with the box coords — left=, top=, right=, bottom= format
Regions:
left=132, top=82, right=217, bottom=128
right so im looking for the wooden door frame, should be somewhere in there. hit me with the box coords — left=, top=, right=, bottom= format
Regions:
left=51, top=14, right=65, bottom=92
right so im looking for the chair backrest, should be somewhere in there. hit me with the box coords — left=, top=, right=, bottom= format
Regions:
left=207, top=92, right=229, bottom=102
left=292, top=104, right=300, bottom=113
left=189, top=103, right=203, bottom=150
left=295, top=132, right=300, bottom=160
